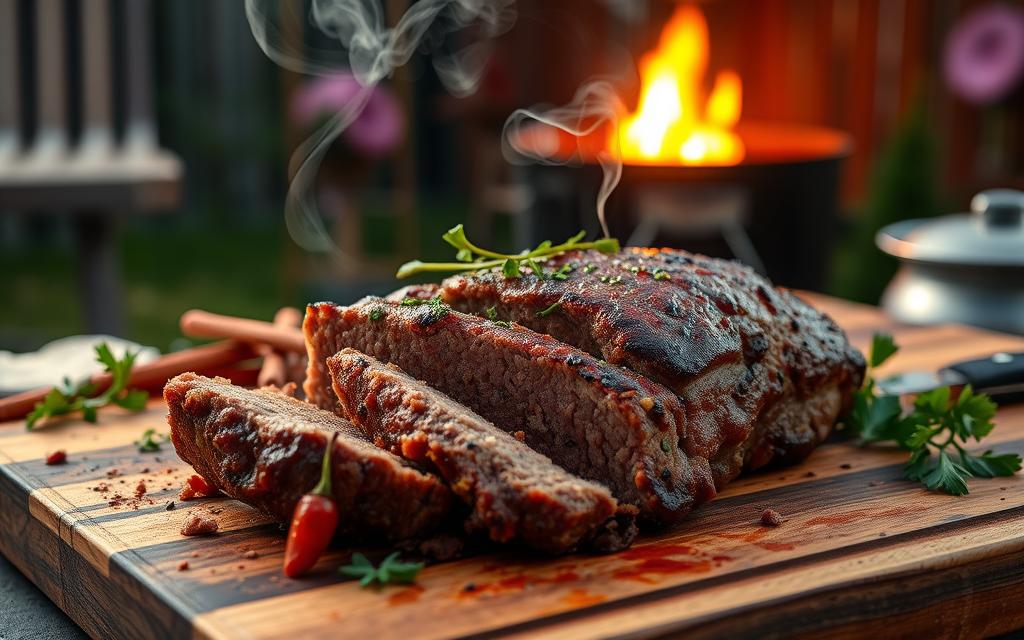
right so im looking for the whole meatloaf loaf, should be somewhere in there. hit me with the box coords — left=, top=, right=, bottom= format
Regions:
left=304, top=299, right=716, bottom=524
left=327, top=349, right=638, bottom=553
left=435, top=248, right=865, bottom=481
left=165, top=373, right=453, bottom=540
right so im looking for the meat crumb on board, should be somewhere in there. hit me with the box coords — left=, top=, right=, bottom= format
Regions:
left=178, top=474, right=218, bottom=501
left=760, top=509, right=784, bottom=527
left=177, top=561, right=190, bottom=571
left=181, top=512, right=219, bottom=536
left=45, top=450, right=67, bottom=465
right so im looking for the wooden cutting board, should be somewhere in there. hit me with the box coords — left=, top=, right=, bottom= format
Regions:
left=3, top=294, right=1024, bottom=640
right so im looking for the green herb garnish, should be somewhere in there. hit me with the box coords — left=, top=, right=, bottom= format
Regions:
left=369, top=306, right=386, bottom=321
left=26, top=342, right=149, bottom=430
left=600, top=275, right=623, bottom=285
left=484, top=306, right=512, bottom=328
left=136, top=428, right=168, bottom=453
left=536, top=302, right=562, bottom=318
left=653, top=269, right=671, bottom=281
left=401, top=296, right=449, bottom=322
left=552, top=264, right=575, bottom=281
left=583, top=263, right=597, bottom=274
left=845, top=333, right=1021, bottom=495
left=339, top=552, right=424, bottom=587
left=396, top=225, right=619, bottom=279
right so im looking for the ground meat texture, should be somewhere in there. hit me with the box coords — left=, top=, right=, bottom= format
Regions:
left=304, top=300, right=714, bottom=525
left=436, top=248, right=865, bottom=484
left=180, top=512, right=219, bottom=536
left=760, top=508, right=783, bottom=527
left=328, top=349, right=638, bottom=553
left=165, top=373, right=453, bottom=542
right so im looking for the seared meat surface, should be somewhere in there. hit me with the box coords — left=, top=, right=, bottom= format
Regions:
left=165, top=373, right=453, bottom=540
left=437, top=248, right=865, bottom=480
left=328, top=349, right=637, bottom=553
left=305, top=299, right=716, bottom=524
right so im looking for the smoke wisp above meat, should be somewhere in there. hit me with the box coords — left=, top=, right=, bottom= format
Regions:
left=244, top=0, right=516, bottom=257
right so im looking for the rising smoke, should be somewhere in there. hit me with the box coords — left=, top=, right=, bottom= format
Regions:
left=501, top=81, right=625, bottom=239
left=245, top=0, right=515, bottom=256
left=245, top=0, right=625, bottom=256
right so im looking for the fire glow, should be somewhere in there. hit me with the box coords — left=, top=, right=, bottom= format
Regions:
left=611, top=5, right=744, bottom=166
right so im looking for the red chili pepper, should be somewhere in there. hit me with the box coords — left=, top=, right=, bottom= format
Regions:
left=45, top=450, right=67, bottom=465
left=180, top=474, right=218, bottom=500
left=283, top=433, right=339, bottom=578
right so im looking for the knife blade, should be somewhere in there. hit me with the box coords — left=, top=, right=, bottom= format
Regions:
left=876, top=351, right=1024, bottom=401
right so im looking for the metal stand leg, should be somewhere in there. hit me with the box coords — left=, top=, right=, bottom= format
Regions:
left=721, top=218, right=768, bottom=276
left=75, top=213, right=124, bottom=336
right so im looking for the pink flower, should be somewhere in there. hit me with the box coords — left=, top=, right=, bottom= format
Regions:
left=944, top=3, right=1024, bottom=105
left=290, top=74, right=404, bottom=156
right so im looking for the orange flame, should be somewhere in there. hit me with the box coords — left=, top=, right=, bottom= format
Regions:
left=610, top=5, right=744, bottom=166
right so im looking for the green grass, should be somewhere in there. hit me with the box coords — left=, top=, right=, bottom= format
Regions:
left=0, top=198, right=505, bottom=353
left=0, top=218, right=290, bottom=352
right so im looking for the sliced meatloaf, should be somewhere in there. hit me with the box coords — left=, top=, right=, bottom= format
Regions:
left=165, top=373, right=453, bottom=541
left=436, top=248, right=865, bottom=482
left=327, top=348, right=638, bottom=553
left=304, top=298, right=716, bottom=524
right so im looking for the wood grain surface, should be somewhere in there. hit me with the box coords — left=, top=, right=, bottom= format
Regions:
left=2, top=294, right=1024, bottom=640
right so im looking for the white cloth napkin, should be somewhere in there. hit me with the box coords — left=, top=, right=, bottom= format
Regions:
left=0, top=336, right=160, bottom=395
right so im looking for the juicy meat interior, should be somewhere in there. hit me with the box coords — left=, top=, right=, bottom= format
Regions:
left=328, top=348, right=638, bottom=553
left=436, top=248, right=865, bottom=479
left=305, top=298, right=717, bottom=524
left=165, top=373, right=453, bottom=541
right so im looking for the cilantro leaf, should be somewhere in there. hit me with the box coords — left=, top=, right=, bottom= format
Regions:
left=135, top=428, right=168, bottom=453
left=25, top=342, right=148, bottom=430
left=502, top=258, right=521, bottom=278
left=339, top=552, right=423, bottom=587
left=853, top=393, right=902, bottom=442
left=869, top=333, right=899, bottom=367
left=960, top=450, right=1023, bottom=478
left=844, top=334, right=1018, bottom=495
left=921, top=452, right=970, bottom=496
left=398, top=225, right=620, bottom=279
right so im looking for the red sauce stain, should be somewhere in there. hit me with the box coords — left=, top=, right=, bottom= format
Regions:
left=456, top=570, right=581, bottom=599
left=562, top=588, right=607, bottom=608
left=757, top=541, right=796, bottom=551
left=546, top=571, right=580, bottom=584
left=388, top=585, right=425, bottom=606
left=717, top=527, right=795, bottom=551
left=611, top=543, right=731, bottom=583
left=613, top=558, right=713, bottom=583
left=618, top=543, right=697, bottom=561
left=805, top=506, right=918, bottom=527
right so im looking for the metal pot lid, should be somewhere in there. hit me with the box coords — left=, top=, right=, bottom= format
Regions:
left=876, top=189, right=1024, bottom=267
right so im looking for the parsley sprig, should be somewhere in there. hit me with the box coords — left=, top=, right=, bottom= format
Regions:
left=339, top=552, right=424, bottom=587
left=396, top=225, right=619, bottom=279
left=399, top=295, right=450, bottom=322
left=136, top=428, right=168, bottom=453
left=26, top=343, right=149, bottom=430
left=845, top=333, right=1021, bottom=495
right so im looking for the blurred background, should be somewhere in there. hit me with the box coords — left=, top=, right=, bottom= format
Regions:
left=2, top=0, right=1023, bottom=355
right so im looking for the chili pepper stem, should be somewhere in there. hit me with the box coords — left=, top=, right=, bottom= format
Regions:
left=312, top=432, right=336, bottom=497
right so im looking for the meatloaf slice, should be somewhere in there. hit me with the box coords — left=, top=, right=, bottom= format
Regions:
left=436, top=248, right=865, bottom=483
left=165, top=373, right=453, bottom=541
left=327, top=349, right=638, bottom=553
left=304, top=298, right=716, bottom=524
